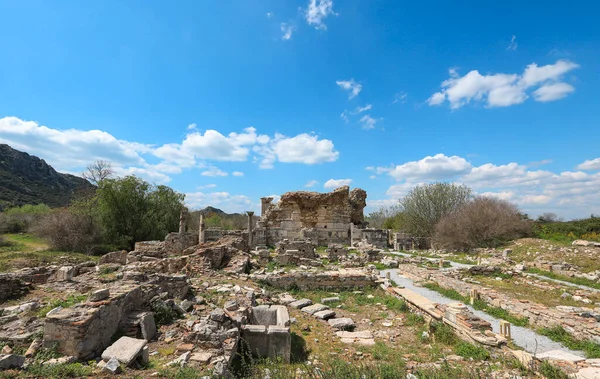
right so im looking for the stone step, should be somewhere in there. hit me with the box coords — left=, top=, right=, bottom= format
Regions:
left=328, top=317, right=355, bottom=330
left=314, top=310, right=336, bottom=320
left=289, top=299, right=313, bottom=309
left=301, top=304, right=329, bottom=315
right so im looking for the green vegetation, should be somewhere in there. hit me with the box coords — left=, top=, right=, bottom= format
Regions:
left=455, top=341, right=490, bottom=360
left=538, top=325, right=600, bottom=358
left=423, top=282, right=529, bottom=326
left=526, top=267, right=600, bottom=290
left=539, top=360, right=569, bottom=379
left=534, top=215, right=600, bottom=242
left=157, top=367, right=208, bottom=379
left=151, top=300, right=181, bottom=325
left=38, top=294, right=88, bottom=317
left=431, top=322, right=458, bottom=345
left=25, top=363, right=94, bottom=378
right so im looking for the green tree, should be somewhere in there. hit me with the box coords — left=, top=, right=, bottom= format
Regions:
left=95, top=176, right=184, bottom=249
left=399, top=182, right=472, bottom=237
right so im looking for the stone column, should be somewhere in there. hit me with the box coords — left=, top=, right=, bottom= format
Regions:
left=247, top=211, right=255, bottom=248
left=178, top=209, right=186, bottom=234
left=499, top=320, right=511, bottom=340
left=260, top=197, right=273, bottom=217
left=198, top=214, right=205, bottom=243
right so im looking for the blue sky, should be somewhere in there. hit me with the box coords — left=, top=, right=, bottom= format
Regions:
left=1, top=0, right=599, bottom=219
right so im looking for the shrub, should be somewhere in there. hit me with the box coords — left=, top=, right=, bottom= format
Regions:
left=0, top=204, right=51, bottom=233
left=35, top=209, right=101, bottom=253
left=433, top=196, right=531, bottom=251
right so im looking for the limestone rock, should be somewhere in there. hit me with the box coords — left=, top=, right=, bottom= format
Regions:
left=102, top=336, right=147, bottom=366
left=102, top=357, right=122, bottom=374
left=89, top=288, right=110, bottom=302
left=0, top=354, right=25, bottom=370
left=328, top=318, right=355, bottom=330
left=321, top=297, right=340, bottom=304
left=313, top=310, right=336, bottom=320
left=301, top=304, right=329, bottom=315
left=289, top=299, right=312, bottom=309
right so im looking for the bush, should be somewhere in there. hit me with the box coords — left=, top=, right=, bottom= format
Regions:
left=35, top=209, right=101, bottom=253
left=0, top=204, right=51, bottom=233
left=433, top=196, right=531, bottom=251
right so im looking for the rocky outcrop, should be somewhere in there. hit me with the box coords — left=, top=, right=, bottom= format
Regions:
left=0, top=143, right=94, bottom=209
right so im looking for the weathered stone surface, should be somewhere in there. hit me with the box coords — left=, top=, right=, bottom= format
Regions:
left=54, top=266, right=74, bottom=282
left=0, top=354, right=25, bottom=370
left=0, top=274, right=30, bottom=303
left=167, top=351, right=191, bottom=367
left=576, top=367, right=600, bottom=379
left=43, top=356, right=76, bottom=366
left=99, top=250, right=128, bottom=265
left=89, top=288, right=110, bottom=302
left=139, top=312, right=156, bottom=341
left=328, top=318, right=355, bottom=330
left=301, top=304, right=329, bottom=315
left=102, top=357, right=122, bottom=374
left=289, top=299, right=312, bottom=309
left=573, top=240, right=600, bottom=247
left=322, top=297, right=340, bottom=304
left=536, top=350, right=585, bottom=363
left=313, top=310, right=336, bottom=320
left=101, top=336, right=147, bottom=366
left=190, top=351, right=213, bottom=363
left=259, top=269, right=377, bottom=291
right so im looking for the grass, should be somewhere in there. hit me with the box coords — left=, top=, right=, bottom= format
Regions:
left=538, top=325, right=600, bottom=358
left=156, top=367, right=208, bottom=379
left=539, top=360, right=568, bottom=379
left=423, top=282, right=529, bottom=327
left=526, top=267, right=600, bottom=290
left=24, top=363, right=94, bottom=378
left=455, top=341, right=490, bottom=360
left=0, top=233, right=97, bottom=272
left=37, top=294, right=88, bottom=317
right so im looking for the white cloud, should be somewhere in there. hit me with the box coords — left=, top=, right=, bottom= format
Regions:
left=187, top=123, right=197, bottom=130
left=185, top=191, right=255, bottom=213
left=265, top=133, right=339, bottom=168
left=359, top=115, right=378, bottom=130
left=196, top=184, right=217, bottom=190
left=354, top=104, right=372, bottom=113
left=201, top=166, right=228, bottom=177
left=281, top=23, right=295, bottom=40
left=324, top=178, right=352, bottom=189
left=305, top=0, right=335, bottom=30
left=232, top=171, right=244, bottom=177
left=336, top=79, right=362, bottom=99
left=507, top=35, right=518, bottom=51
left=428, top=60, right=579, bottom=108
left=386, top=154, right=472, bottom=181
left=266, top=12, right=273, bottom=18
left=393, top=92, right=408, bottom=104
left=376, top=153, right=600, bottom=219
left=340, top=110, right=349, bottom=123
left=305, top=180, right=318, bottom=188
left=532, top=82, right=575, bottom=102
left=577, top=158, right=600, bottom=171
left=0, top=116, right=340, bottom=183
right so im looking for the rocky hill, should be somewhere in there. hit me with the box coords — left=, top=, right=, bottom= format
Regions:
left=0, top=144, right=95, bottom=210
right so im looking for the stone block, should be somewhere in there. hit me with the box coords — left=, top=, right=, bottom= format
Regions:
left=139, top=312, right=156, bottom=341
left=267, top=326, right=291, bottom=363
left=55, top=266, right=74, bottom=282
left=102, top=336, right=147, bottom=366
left=89, top=289, right=110, bottom=302
left=102, top=357, right=122, bottom=374
left=301, top=304, right=329, bottom=315
left=289, top=299, right=312, bottom=309
left=314, top=310, right=336, bottom=320
left=322, top=297, right=340, bottom=304
left=328, top=318, right=355, bottom=330
left=99, top=250, right=128, bottom=265
left=0, top=354, right=25, bottom=370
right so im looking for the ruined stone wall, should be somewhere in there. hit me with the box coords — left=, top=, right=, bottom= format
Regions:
left=256, top=269, right=377, bottom=291
left=257, top=186, right=367, bottom=246
left=0, top=274, right=30, bottom=302
left=164, top=232, right=198, bottom=255
left=351, top=227, right=389, bottom=249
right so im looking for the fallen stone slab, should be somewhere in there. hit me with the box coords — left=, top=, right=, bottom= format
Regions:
left=43, top=356, right=76, bottom=366
left=190, top=351, right=213, bottom=364
left=278, top=294, right=297, bottom=305
left=102, top=336, right=147, bottom=366
left=576, top=367, right=600, bottom=379
left=322, top=297, right=340, bottom=304
left=289, top=299, right=312, bottom=309
left=102, top=357, right=122, bottom=374
left=301, top=304, right=329, bottom=315
left=0, top=354, right=25, bottom=370
left=536, top=350, right=586, bottom=363
left=314, top=310, right=336, bottom=320
left=340, top=337, right=376, bottom=346
left=328, top=318, right=355, bottom=330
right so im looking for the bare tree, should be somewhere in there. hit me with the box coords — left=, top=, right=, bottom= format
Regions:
left=537, top=212, right=562, bottom=223
left=83, top=160, right=114, bottom=185
left=433, top=196, right=532, bottom=251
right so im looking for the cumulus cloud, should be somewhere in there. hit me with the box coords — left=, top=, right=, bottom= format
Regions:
left=428, top=60, right=579, bottom=109
left=305, top=180, right=318, bottom=188
left=305, top=0, right=335, bottom=30
left=201, top=166, right=228, bottom=177
left=336, top=79, right=362, bottom=99
left=385, top=154, right=472, bottom=181
left=577, top=158, right=600, bottom=171
left=324, top=178, right=352, bottom=189
left=0, top=116, right=340, bottom=184
left=232, top=171, right=244, bottom=177
left=185, top=191, right=255, bottom=213
left=196, top=184, right=217, bottom=190
left=281, top=23, right=295, bottom=40
left=372, top=153, right=600, bottom=220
